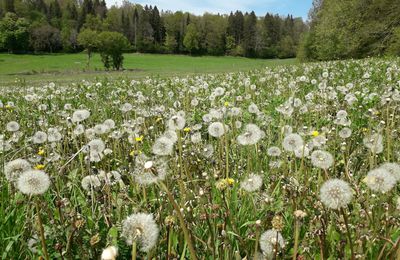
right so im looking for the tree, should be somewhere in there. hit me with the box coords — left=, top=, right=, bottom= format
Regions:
left=243, top=11, right=257, bottom=57
left=77, top=28, right=98, bottom=67
left=0, top=12, right=30, bottom=52
left=164, top=32, right=177, bottom=53
left=97, top=31, right=130, bottom=70
left=4, top=0, right=15, bottom=13
left=201, top=14, right=227, bottom=55
left=183, top=23, right=199, bottom=54
left=30, top=24, right=61, bottom=52
left=387, top=27, right=400, bottom=56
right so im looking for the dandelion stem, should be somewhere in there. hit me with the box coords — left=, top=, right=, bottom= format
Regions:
left=35, top=199, right=50, bottom=260
left=131, top=240, right=137, bottom=260
left=254, top=225, right=260, bottom=256
left=158, top=182, right=197, bottom=260
left=341, top=208, right=355, bottom=260
left=224, top=135, right=229, bottom=179
left=292, top=219, right=300, bottom=260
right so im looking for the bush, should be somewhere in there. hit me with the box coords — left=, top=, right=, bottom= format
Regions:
left=97, top=31, right=130, bottom=70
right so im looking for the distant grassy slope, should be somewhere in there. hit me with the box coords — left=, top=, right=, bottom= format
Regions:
left=0, top=53, right=297, bottom=85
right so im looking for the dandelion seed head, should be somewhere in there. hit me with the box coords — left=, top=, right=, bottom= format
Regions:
left=380, top=162, right=400, bottom=182
left=267, top=146, right=281, bottom=157
left=363, top=168, right=396, bottom=193
left=167, top=115, right=186, bottom=130
left=72, top=109, right=90, bottom=123
left=311, top=150, right=334, bottom=169
left=6, top=121, right=20, bottom=132
left=208, top=122, right=227, bottom=138
left=237, top=124, right=262, bottom=145
left=81, top=175, right=101, bottom=191
left=5, top=159, right=31, bottom=183
left=32, top=131, right=47, bottom=144
left=282, top=133, right=304, bottom=152
left=320, top=179, right=353, bottom=209
left=17, top=170, right=50, bottom=195
left=152, top=137, right=174, bottom=156
left=121, top=213, right=159, bottom=252
left=259, top=229, right=285, bottom=257
left=339, top=127, right=352, bottom=138
left=240, top=174, right=263, bottom=192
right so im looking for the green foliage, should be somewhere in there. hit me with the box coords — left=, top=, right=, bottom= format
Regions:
left=183, top=23, right=199, bottom=54
left=302, top=0, right=400, bottom=60
left=387, top=27, right=400, bottom=56
left=0, top=12, right=29, bottom=52
left=77, top=28, right=98, bottom=66
left=0, top=0, right=305, bottom=58
left=97, top=31, right=130, bottom=70
left=29, top=23, right=61, bottom=53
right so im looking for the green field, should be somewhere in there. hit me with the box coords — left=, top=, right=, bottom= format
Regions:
left=0, top=53, right=296, bottom=85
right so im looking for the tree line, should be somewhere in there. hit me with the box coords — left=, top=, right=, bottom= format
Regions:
left=299, top=0, right=400, bottom=61
left=0, top=0, right=307, bottom=59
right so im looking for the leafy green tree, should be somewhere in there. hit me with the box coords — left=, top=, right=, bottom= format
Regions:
left=0, top=12, right=29, bottom=52
left=97, top=31, right=130, bottom=70
left=225, top=35, right=235, bottom=55
left=77, top=28, right=98, bottom=67
left=201, top=14, right=227, bottom=55
left=82, top=14, right=104, bottom=31
left=183, top=23, right=199, bottom=54
left=387, top=27, right=400, bottom=56
left=164, top=32, right=177, bottom=53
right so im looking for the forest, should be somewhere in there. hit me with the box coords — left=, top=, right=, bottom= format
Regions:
left=0, top=0, right=307, bottom=58
left=299, top=0, right=400, bottom=60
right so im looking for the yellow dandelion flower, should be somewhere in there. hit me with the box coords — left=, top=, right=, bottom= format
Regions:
left=226, top=178, right=235, bottom=185
left=34, top=164, right=45, bottom=170
left=135, top=135, right=144, bottom=142
left=312, top=131, right=319, bottom=137
left=183, top=127, right=191, bottom=132
left=224, top=101, right=229, bottom=107
left=130, top=150, right=142, bottom=156
left=38, top=148, right=45, bottom=156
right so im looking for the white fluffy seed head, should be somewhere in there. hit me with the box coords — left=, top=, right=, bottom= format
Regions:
left=282, top=133, right=304, bottom=152
left=5, top=159, right=31, bottom=183
left=259, top=229, right=285, bottom=257
left=6, top=121, right=20, bottom=132
left=32, top=131, right=47, bottom=144
left=72, top=109, right=90, bottom=123
left=167, top=115, right=186, bottom=130
left=363, top=168, right=396, bottom=193
left=81, top=175, right=101, bottom=191
left=152, top=137, right=174, bottom=156
left=237, top=124, right=262, bottom=145
left=240, top=174, right=263, bottom=192
left=208, top=122, right=227, bottom=138
left=17, top=170, right=50, bottom=195
left=320, top=179, right=353, bottom=209
left=121, top=213, right=159, bottom=252
left=379, top=162, right=400, bottom=182
left=310, top=150, right=334, bottom=169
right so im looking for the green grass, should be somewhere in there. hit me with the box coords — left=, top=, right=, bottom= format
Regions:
left=0, top=53, right=296, bottom=85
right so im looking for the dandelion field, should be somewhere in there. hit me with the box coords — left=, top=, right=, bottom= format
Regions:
left=1, top=58, right=400, bottom=259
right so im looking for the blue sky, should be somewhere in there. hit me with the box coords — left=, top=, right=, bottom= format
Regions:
left=106, top=0, right=313, bottom=21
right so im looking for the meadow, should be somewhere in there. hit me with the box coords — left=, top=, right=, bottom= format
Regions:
left=0, top=53, right=295, bottom=85
left=1, top=57, right=400, bottom=259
